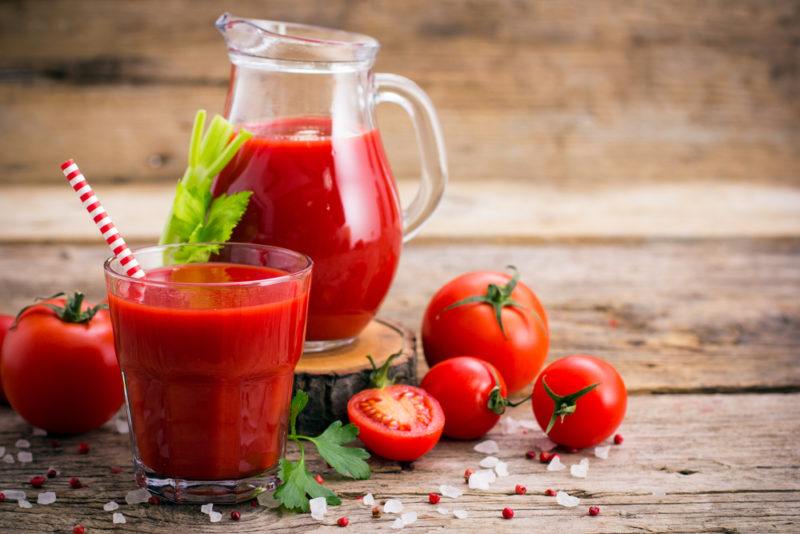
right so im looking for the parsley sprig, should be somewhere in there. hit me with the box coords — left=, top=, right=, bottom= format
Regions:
left=160, top=110, right=253, bottom=263
left=274, top=390, right=371, bottom=512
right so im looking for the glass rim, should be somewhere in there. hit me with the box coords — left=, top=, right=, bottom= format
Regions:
left=103, top=242, right=313, bottom=289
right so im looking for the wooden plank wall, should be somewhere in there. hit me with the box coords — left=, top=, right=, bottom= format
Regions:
left=1, top=0, right=798, bottom=188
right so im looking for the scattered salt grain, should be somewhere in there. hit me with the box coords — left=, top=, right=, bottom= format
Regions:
left=436, top=506, right=450, bottom=515
left=257, top=491, right=281, bottom=509
left=570, top=458, right=589, bottom=478
left=594, top=445, right=610, bottom=459
left=18, top=499, right=32, bottom=509
left=32, top=427, right=47, bottom=436
left=547, top=455, right=566, bottom=471
left=15, top=439, right=30, bottom=449
left=384, top=499, right=404, bottom=514
left=200, top=503, right=214, bottom=515
left=104, top=501, right=120, bottom=511
left=391, top=518, right=404, bottom=529
left=556, top=490, right=580, bottom=507
left=309, top=496, right=327, bottom=520
left=115, top=419, right=129, bottom=434
left=1, top=490, right=26, bottom=501
left=400, top=511, right=417, bottom=526
left=479, top=456, right=499, bottom=468
left=652, top=489, right=667, bottom=497
left=362, top=493, right=375, bottom=506
left=494, top=461, right=509, bottom=477
left=474, top=440, right=500, bottom=455
left=453, top=509, right=469, bottom=519
left=439, top=484, right=463, bottom=499
left=532, top=436, right=558, bottom=452
left=2, top=454, right=13, bottom=464
left=37, top=492, right=56, bottom=505
left=209, top=511, right=222, bottom=523
left=468, top=469, right=496, bottom=490
left=125, top=488, right=150, bottom=505
left=17, top=451, right=32, bottom=463
left=112, top=512, right=126, bottom=524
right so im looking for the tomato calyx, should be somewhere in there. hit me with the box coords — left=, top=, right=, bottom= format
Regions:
left=541, top=377, right=600, bottom=433
left=441, top=265, right=527, bottom=337
left=12, top=292, right=107, bottom=329
left=367, top=351, right=401, bottom=389
left=486, top=367, right=531, bottom=415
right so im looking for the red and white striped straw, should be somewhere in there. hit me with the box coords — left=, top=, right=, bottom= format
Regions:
left=60, top=159, right=145, bottom=279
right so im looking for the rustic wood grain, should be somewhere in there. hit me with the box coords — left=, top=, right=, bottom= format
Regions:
left=0, top=239, right=798, bottom=394
left=0, top=394, right=797, bottom=533
left=1, top=0, right=798, bottom=185
left=2, top=181, right=800, bottom=243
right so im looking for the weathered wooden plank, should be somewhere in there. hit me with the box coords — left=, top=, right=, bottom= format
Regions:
left=0, top=239, right=798, bottom=393
left=1, top=0, right=798, bottom=185
left=2, top=181, right=799, bottom=243
left=0, top=394, right=797, bottom=532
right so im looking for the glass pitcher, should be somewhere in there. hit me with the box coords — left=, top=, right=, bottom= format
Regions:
left=214, top=13, right=447, bottom=352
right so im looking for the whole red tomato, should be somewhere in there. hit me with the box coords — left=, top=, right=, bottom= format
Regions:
left=422, top=267, right=549, bottom=393
left=348, top=353, right=444, bottom=461
left=532, top=354, right=626, bottom=448
left=2, top=292, right=124, bottom=434
left=0, top=314, right=13, bottom=403
left=421, top=356, right=518, bottom=439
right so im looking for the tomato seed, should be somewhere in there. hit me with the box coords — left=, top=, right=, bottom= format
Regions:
left=69, top=477, right=83, bottom=489
left=502, top=507, right=514, bottom=519
left=514, top=484, right=527, bottom=495
left=428, top=492, right=441, bottom=504
left=545, top=488, right=556, bottom=496
left=525, top=450, right=537, bottom=460
left=231, top=510, right=241, bottom=521
left=337, top=516, right=349, bottom=527
left=614, top=434, right=624, bottom=445
left=463, top=468, right=474, bottom=483
left=30, top=475, right=46, bottom=488
left=589, top=506, right=601, bottom=516
left=314, top=473, right=324, bottom=484
left=77, top=442, right=90, bottom=454
left=73, top=526, right=85, bottom=534
left=46, top=468, right=58, bottom=478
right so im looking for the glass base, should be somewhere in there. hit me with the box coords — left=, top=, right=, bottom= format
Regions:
left=133, top=458, right=279, bottom=504
left=303, top=336, right=357, bottom=353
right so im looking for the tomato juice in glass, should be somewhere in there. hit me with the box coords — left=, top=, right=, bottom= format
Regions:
left=213, top=117, right=402, bottom=345
left=104, top=243, right=312, bottom=503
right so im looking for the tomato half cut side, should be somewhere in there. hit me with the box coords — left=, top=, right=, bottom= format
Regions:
left=348, top=384, right=444, bottom=462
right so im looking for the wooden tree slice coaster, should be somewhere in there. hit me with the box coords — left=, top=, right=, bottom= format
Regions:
left=293, top=319, right=417, bottom=435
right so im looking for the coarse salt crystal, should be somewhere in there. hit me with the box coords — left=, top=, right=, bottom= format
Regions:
left=468, top=469, right=496, bottom=490
left=1, top=490, right=26, bottom=501
left=474, top=440, right=499, bottom=455
left=32, top=427, right=47, bottom=436
left=37, top=492, right=56, bottom=505
left=384, top=498, right=403, bottom=514
left=532, top=436, right=558, bottom=452
left=125, top=488, right=150, bottom=505
left=17, top=451, right=32, bottom=463
left=115, top=419, right=129, bottom=434
left=104, top=501, right=120, bottom=511
left=479, top=456, right=499, bottom=468
left=494, top=461, right=509, bottom=477
left=362, top=493, right=375, bottom=506
left=453, top=509, right=469, bottom=519
left=439, top=484, right=463, bottom=499
left=209, top=511, right=222, bottom=523
left=400, top=511, right=417, bottom=526
left=556, top=490, right=580, bottom=507
left=391, top=518, right=404, bottom=529
left=15, top=439, right=30, bottom=449
left=2, top=454, right=14, bottom=464
left=547, top=455, right=566, bottom=471
left=436, top=506, right=450, bottom=515
left=112, top=512, right=127, bottom=524
left=595, top=445, right=610, bottom=459
left=309, top=496, right=327, bottom=520
left=200, top=503, right=214, bottom=515
left=18, top=499, right=32, bottom=508
left=570, top=458, right=589, bottom=478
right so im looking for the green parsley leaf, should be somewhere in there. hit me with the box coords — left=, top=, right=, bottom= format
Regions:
left=160, top=110, right=253, bottom=262
left=274, top=456, right=340, bottom=512
left=307, top=421, right=371, bottom=480
left=289, top=390, right=309, bottom=436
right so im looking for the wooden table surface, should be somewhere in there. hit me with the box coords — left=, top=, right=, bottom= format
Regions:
left=2, top=1, right=799, bottom=532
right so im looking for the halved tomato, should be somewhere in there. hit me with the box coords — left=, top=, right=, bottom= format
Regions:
left=347, top=354, right=444, bottom=462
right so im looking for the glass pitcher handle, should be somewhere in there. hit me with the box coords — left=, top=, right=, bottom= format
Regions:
left=374, top=73, right=448, bottom=243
